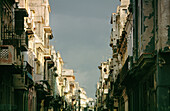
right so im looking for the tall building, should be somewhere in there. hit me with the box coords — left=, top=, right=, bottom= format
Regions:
left=95, top=0, right=170, bottom=111
left=0, top=0, right=30, bottom=110
left=96, top=61, right=110, bottom=110
left=0, top=0, right=59, bottom=111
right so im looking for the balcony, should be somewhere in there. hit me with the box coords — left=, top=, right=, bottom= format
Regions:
left=15, top=8, right=28, bottom=35
left=13, top=73, right=27, bottom=90
left=104, top=89, right=108, bottom=95
left=104, top=74, right=109, bottom=81
left=131, top=54, right=155, bottom=81
left=26, top=28, right=34, bottom=35
left=35, top=80, right=51, bottom=97
left=72, top=95, right=76, bottom=101
left=20, top=32, right=28, bottom=51
left=12, top=62, right=34, bottom=89
left=25, top=17, right=35, bottom=34
left=44, top=48, right=51, bottom=60
left=44, top=26, right=52, bottom=33
left=1, top=15, right=28, bottom=50
left=0, top=45, right=16, bottom=65
left=64, top=89, right=69, bottom=94
left=26, top=18, right=32, bottom=28
left=1, top=21, right=20, bottom=47
left=48, top=61, right=54, bottom=69
left=44, top=26, right=53, bottom=40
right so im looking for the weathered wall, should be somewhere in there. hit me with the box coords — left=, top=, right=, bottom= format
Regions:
left=0, top=1, right=2, bottom=45
left=139, top=0, right=155, bottom=55
left=158, top=0, right=170, bottom=52
left=157, top=53, right=170, bottom=111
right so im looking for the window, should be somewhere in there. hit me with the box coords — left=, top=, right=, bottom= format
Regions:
left=123, top=9, right=127, bottom=14
left=104, top=68, right=107, bottom=72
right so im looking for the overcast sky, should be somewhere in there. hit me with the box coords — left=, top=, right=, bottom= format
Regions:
left=49, top=0, right=120, bottom=98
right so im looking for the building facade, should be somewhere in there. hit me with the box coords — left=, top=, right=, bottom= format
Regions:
left=0, top=0, right=61, bottom=111
left=0, top=0, right=30, bottom=110
left=95, top=0, right=170, bottom=111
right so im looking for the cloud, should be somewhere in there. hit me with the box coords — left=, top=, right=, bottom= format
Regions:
left=50, top=14, right=111, bottom=49
left=49, top=0, right=119, bottom=19
left=49, top=0, right=120, bottom=98
left=50, top=14, right=112, bottom=97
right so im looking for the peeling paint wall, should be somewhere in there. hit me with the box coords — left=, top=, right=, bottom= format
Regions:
left=133, top=0, right=158, bottom=61
left=158, top=0, right=170, bottom=52
left=0, top=1, right=1, bottom=45
left=139, top=0, right=155, bottom=56
left=110, top=0, right=170, bottom=111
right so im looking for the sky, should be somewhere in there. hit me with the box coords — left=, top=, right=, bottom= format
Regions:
left=49, top=0, right=120, bottom=98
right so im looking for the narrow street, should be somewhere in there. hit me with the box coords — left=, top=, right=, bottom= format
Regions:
left=0, top=0, right=170, bottom=111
